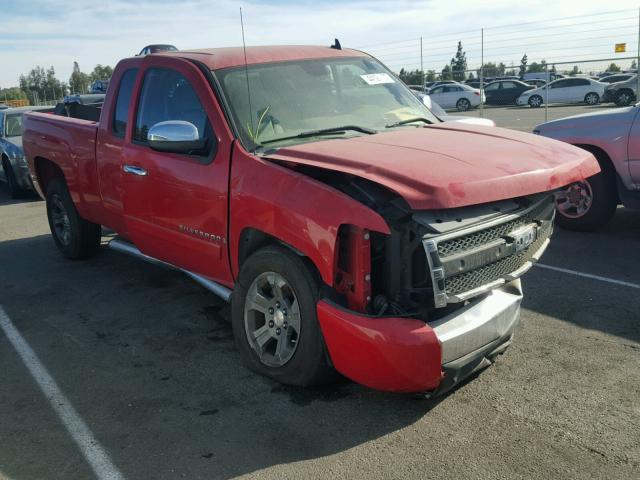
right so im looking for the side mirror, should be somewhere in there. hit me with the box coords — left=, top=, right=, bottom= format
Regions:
left=147, top=120, right=207, bottom=155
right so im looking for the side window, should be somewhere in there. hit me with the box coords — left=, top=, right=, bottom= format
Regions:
left=485, top=83, right=500, bottom=91
left=112, top=68, right=138, bottom=137
left=575, top=79, right=590, bottom=86
left=431, top=86, right=443, bottom=94
left=501, top=82, right=517, bottom=89
left=550, top=80, right=566, bottom=89
left=133, top=68, right=214, bottom=156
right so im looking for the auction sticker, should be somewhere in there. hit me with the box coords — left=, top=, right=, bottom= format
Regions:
left=360, top=73, right=395, bottom=85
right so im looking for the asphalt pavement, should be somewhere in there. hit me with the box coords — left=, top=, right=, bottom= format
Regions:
left=0, top=106, right=638, bottom=479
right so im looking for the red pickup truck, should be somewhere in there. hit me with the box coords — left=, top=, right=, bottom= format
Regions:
left=23, top=45, right=598, bottom=395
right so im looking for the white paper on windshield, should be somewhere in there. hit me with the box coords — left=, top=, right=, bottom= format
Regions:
left=360, top=73, right=395, bottom=85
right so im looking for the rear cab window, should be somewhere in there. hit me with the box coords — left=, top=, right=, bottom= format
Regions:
left=112, top=68, right=138, bottom=137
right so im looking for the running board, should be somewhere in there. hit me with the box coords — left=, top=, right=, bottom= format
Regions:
left=108, top=239, right=232, bottom=303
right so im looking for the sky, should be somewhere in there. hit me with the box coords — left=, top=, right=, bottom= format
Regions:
left=2, top=0, right=640, bottom=87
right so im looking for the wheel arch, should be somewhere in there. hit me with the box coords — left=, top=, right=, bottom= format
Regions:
left=33, top=156, right=65, bottom=198
left=572, top=144, right=620, bottom=203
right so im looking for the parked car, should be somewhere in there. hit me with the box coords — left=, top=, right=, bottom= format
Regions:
left=602, top=75, right=639, bottom=106
left=413, top=91, right=495, bottom=126
left=534, top=106, right=640, bottom=230
left=464, top=80, right=481, bottom=89
left=0, top=106, right=51, bottom=197
left=137, top=44, right=178, bottom=56
left=516, top=78, right=605, bottom=107
left=427, top=83, right=483, bottom=111
left=88, top=79, right=110, bottom=94
left=0, top=104, right=8, bottom=110
left=522, top=72, right=563, bottom=82
left=524, top=79, right=546, bottom=88
left=23, top=45, right=597, bottom=395
left=483, top=80, right=533, bottom=105
left=599, top=74, right=633, bottom=85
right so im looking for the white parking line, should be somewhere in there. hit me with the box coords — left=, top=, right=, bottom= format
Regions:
left=0, top=306, right=125, bottom=480
left=535, top=263, right=640, bottom=290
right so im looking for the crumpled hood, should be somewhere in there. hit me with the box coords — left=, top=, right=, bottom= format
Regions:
left=266, top=123, right=600, bottom=210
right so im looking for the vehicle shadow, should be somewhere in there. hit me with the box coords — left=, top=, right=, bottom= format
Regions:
left=523, top=208, right=640, bottom=345
left=0, top=233, right=452, bottom=479
left=0, top=182, right=41, bottom=205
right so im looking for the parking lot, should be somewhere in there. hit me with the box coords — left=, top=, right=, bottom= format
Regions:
left=1, top=101, right=639, bottom=479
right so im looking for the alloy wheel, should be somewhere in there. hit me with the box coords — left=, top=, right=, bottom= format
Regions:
left=50, top=193, right=72, bottom=245
left=555, top=180, right=593, bottom=218
left=244, top=271, right=301, bottom=367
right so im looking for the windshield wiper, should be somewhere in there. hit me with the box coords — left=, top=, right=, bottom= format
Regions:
left=259, top=125, right=377, bottom=146
left=385, top=117, right=433, bottom=128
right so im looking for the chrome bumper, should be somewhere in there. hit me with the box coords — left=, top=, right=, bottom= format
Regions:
left=430, top=279, right=523, bottom=365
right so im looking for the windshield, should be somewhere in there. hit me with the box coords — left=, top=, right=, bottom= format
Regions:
left=4, top=113, right=22, bottom=137
left=214, top=57, right=439, bottom=150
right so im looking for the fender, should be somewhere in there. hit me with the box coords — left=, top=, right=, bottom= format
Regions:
left=229, top=144, right=390, bottom=286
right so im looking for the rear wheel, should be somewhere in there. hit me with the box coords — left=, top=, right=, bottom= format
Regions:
left=456, top=98, right=471, bottom=112
left=231, top=245, right=333, bottom=387
left=2, top=157, right=25, bottom=199
left=46, top=177, right=101, bottom=259
left=528, top=95, right=543, bottom=108
left=555, top=167, right=617, bottom=231
left=615, top=89, right=635, bottom=106
left=584, top=92, right=600, bottom=105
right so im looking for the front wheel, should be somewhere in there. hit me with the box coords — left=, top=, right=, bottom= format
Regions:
left=584, top=92, right=600, bottom=105
left=456, top=98, right=471, bottom=112
left=231, top=245, right=333, bottom=387
left=46, top=177, right=102, bottom=259
left=528, top=95, right=543, bottom=108
left=555, top=168, right=618, bottom=231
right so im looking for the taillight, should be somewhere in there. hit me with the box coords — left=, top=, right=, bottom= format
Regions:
left=474, top=91, right=480, bottom=96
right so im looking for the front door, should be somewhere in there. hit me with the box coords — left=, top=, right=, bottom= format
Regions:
left=121, top=57, right=235, bottom=286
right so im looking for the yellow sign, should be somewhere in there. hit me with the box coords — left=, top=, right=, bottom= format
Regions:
left=615, top=43, right=626, bottom=53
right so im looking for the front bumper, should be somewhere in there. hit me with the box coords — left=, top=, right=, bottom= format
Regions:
left=602, top=90, right=616, bottom=103
left=317, top=279, right=523, bottom=394
left=516, top=97, right=529, bottom=106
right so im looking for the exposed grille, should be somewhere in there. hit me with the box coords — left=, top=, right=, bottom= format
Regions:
left=444, top=220, right=552, bottom=296
left=437, top=200, right=550, bottom=258
left=423, top=195, right=555, bottom=308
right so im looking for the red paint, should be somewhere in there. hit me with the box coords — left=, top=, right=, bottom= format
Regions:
left=269, top=123, right=600, bottom=210
left=317, top=300, right=443, bottom=392
left=333, top=226, right=372, bottom=312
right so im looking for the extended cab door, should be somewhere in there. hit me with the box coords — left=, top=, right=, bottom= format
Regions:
left=120, top=57, right=235, bottom=286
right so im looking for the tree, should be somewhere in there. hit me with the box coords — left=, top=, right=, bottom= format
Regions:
left=90, top=64, right=114, bottom=82
left=69, top=62, right=90, bottom=94
left=478, top=62, right=504, bottom=78
left=425, top=70, right=436, bottom=82
left=18, top=65, right=65, bottom=104
left=398, top=68, right=425, bottom=86
left=441, top=64, right=452, bottom=80
left=0, top=87, right=27, bottom=102
left=632, top=60, right=637, bottom=70
left=528, top=60, right=547, bottom=73
left=569, top=65, right=582, bottom=76
left=450, top=41, right=467, bottom=81
left=607, top=63, right=621, bottom=73
left=519, top=54, right=528, bottom=77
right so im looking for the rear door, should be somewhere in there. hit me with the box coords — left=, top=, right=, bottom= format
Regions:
left=120, top=56, right=235, bottom=285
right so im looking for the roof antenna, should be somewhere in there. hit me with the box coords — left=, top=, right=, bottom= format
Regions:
left=240, top=7, right=255, bottom=144
left=331, top=38, right=342, bottom=50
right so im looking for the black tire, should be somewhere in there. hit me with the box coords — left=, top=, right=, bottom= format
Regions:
left=615, top=89, right=635, bottom=107
left=45, top=177, right=101, bottom=259
left=2, top=157, right=25, bottom=199
left=528, top=95, right=543, bottom=108
left=231, top=245, right=333, bottom=387
left=456, top=98, right=471, bottom=112
left=555, top=166, right=617, bottom=232
left=584, top=92, right=599, bottom=105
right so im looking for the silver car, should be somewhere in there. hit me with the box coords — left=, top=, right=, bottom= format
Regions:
left=0, top=106, right=49, bottom=198
left=534, top=106, right=640, bottom=230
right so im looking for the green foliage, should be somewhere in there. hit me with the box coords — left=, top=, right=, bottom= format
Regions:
left=440, top=64, right=452, bottom=81
left=69, top=61, right=90, bottom=94
left=478, top=62, right=506, bottom=78
left=90, top=64, right=114, bottom=82
left=568, top=65, right=582, bottom=76
left=425, top=70, right=436, bottom=82
left=398, top=68, right=425, bottom=85
left=450, top=41, right=467, bottom=81
left=19, top=65, right=65, bottom=104
left=527, top=60, right=547, bottom=73
left=519, top=54, right=528, bottom=77
left=0, top=87, right=27, bottom=101
left=607, top=63, right=621, bottom=73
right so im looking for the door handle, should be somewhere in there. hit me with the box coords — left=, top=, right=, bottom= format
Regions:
left=123, top=165, right=148, bottom=176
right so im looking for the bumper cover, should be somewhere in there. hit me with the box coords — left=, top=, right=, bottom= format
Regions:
left=317, top=279, right=523, bottom=394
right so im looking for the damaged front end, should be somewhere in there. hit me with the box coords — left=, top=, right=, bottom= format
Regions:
left=278, top=164, right=555, bottom=394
